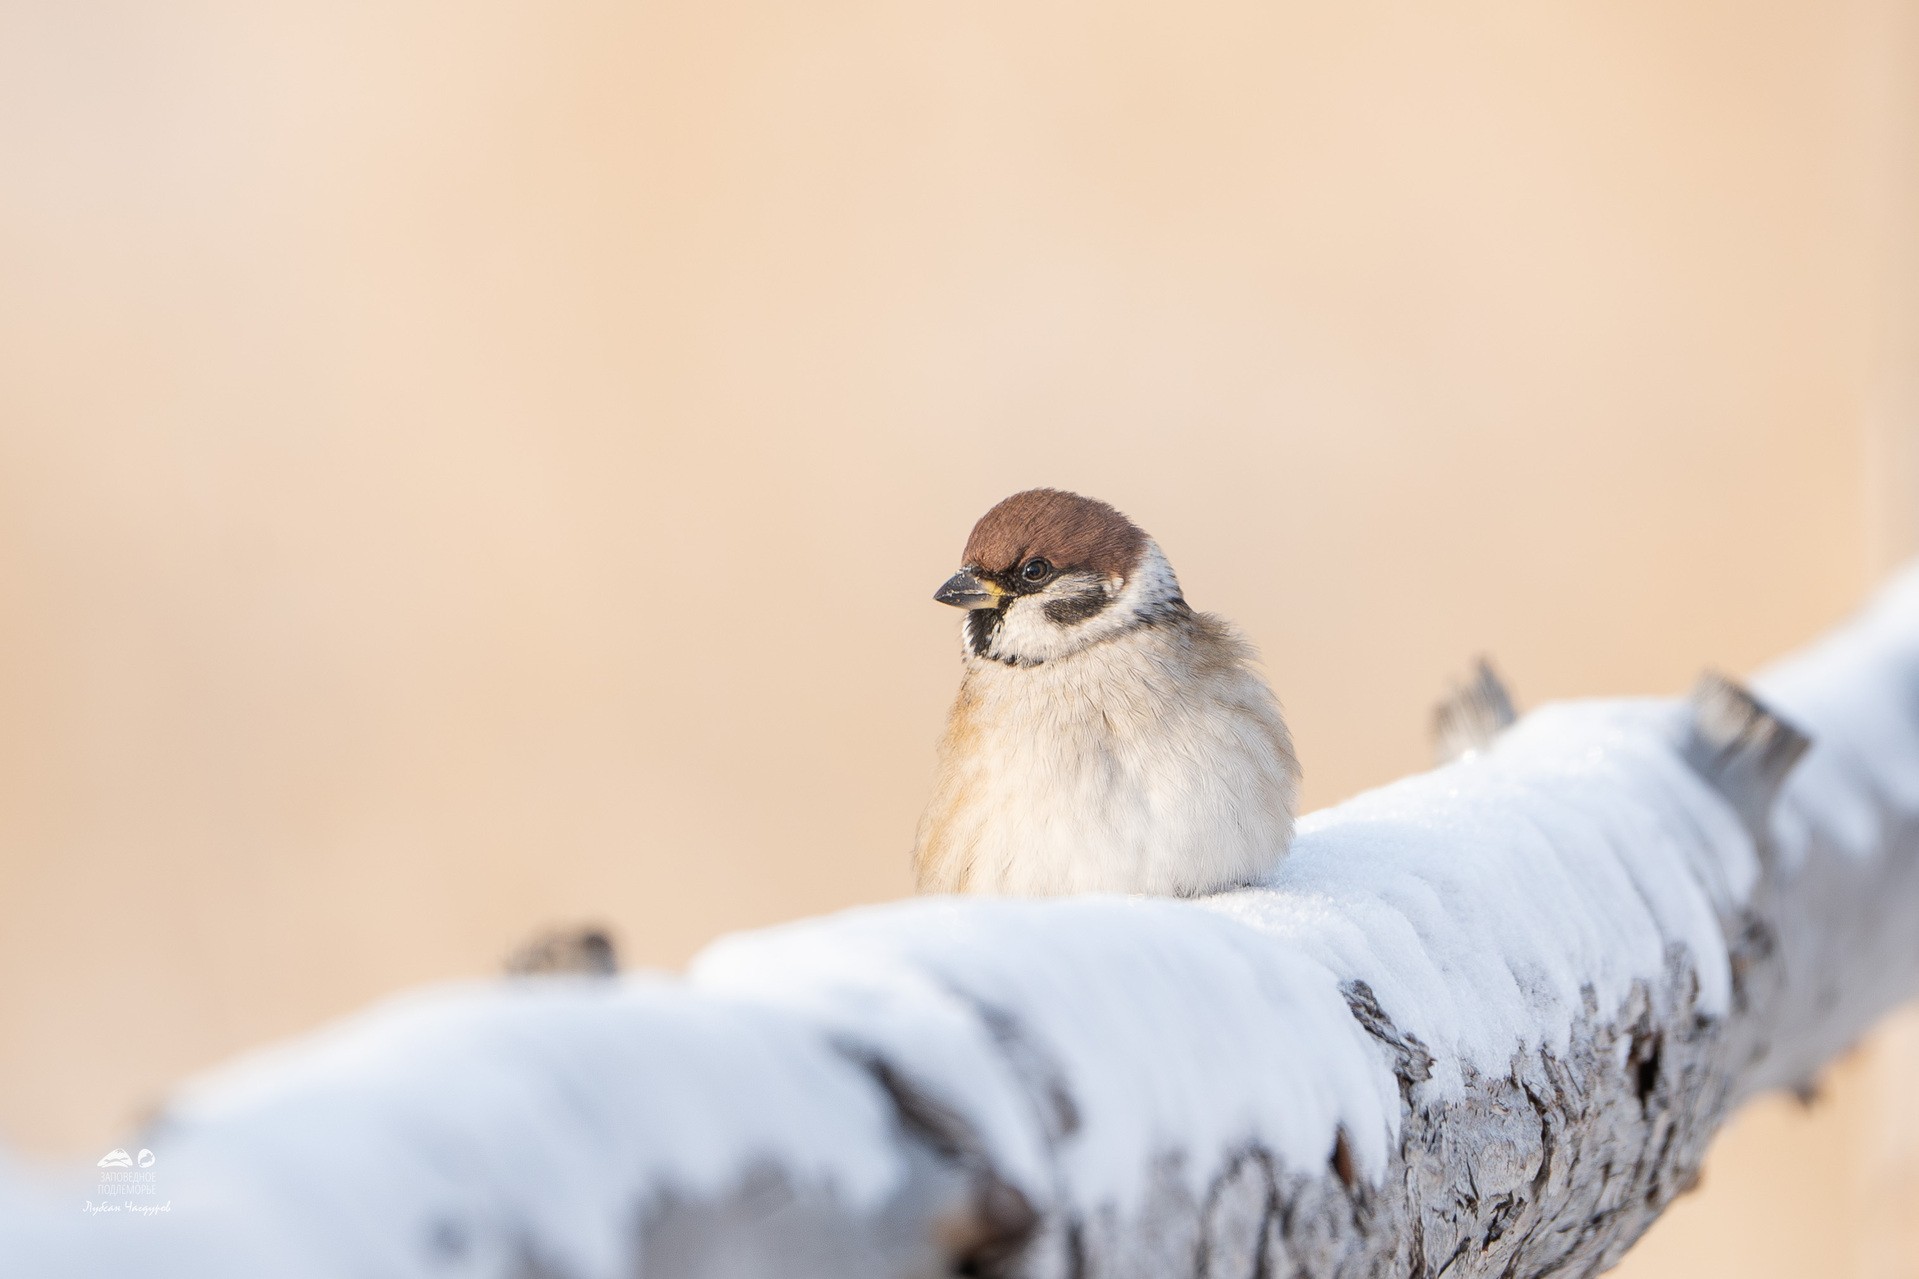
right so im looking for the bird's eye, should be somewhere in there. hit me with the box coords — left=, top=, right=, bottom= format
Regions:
left=1019, top=558, right=1053, bottom=584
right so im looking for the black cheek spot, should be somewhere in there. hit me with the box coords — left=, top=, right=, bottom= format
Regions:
left=1043, top=591, right=1111, bottom=626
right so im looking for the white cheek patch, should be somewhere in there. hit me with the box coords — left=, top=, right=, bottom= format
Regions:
left=968, top=542, right=1183, bottom=666
left=990, top=597, right=1081, bottom=664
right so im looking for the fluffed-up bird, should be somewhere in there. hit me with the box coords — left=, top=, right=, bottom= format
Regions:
left=913, top=488, right=1299, bottom=897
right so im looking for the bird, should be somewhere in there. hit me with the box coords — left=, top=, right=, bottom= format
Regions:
left=913, top=488, right=1299, bottom=897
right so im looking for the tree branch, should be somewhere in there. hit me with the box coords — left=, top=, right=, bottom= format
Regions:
left=9, top=570, right=1919, bottom=1278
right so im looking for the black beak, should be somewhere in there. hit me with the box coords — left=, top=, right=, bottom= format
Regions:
left=934, top=569, right=1003, bottom=610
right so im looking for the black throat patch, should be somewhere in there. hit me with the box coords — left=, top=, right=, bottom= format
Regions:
left=965, top=605, right=1006, bottom=658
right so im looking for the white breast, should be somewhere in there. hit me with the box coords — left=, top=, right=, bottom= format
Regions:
left=913, top=614, right=1298, bottom=896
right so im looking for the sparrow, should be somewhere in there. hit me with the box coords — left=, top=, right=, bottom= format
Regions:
left=913, top=488, right=1300, bottom=897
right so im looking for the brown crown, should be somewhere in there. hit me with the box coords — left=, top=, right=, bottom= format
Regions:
left=961, top=489, right=1148, bottom=578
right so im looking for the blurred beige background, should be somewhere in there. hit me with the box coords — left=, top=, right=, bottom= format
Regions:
left=2, top=1, right=1917, bottom=1274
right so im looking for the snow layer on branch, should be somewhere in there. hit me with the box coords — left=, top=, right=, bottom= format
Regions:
left=692, top=698, right=1757, bottom=1213
left=696, top=892, right=1396, bottom=1204
left=1760, top=563, right=1919, bottom=864
left=5, top=981, right=915, bottom=1279
left=5, top=567, right=1919, bottom=1277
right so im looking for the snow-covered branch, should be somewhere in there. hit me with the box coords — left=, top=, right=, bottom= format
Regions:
left=9, top=571, right=1919, bottom=1279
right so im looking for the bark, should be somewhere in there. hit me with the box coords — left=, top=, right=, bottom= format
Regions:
left=8, top=571, right=1919, bottom=1279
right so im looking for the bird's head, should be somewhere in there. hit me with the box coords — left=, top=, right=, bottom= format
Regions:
left=935, top=488, right=1183, bottom=666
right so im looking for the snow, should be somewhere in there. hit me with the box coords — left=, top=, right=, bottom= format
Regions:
left=1759, top=563, right=1919, bottom=864
left=3, top=980, right=913, bottom=1278
left=692, top=697, right=1754, bottom=1207
left=6, top=566, right=1919, bottom=1275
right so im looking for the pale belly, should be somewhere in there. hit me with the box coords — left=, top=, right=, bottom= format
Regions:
left=916, top=650, right=1296, bottom=896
